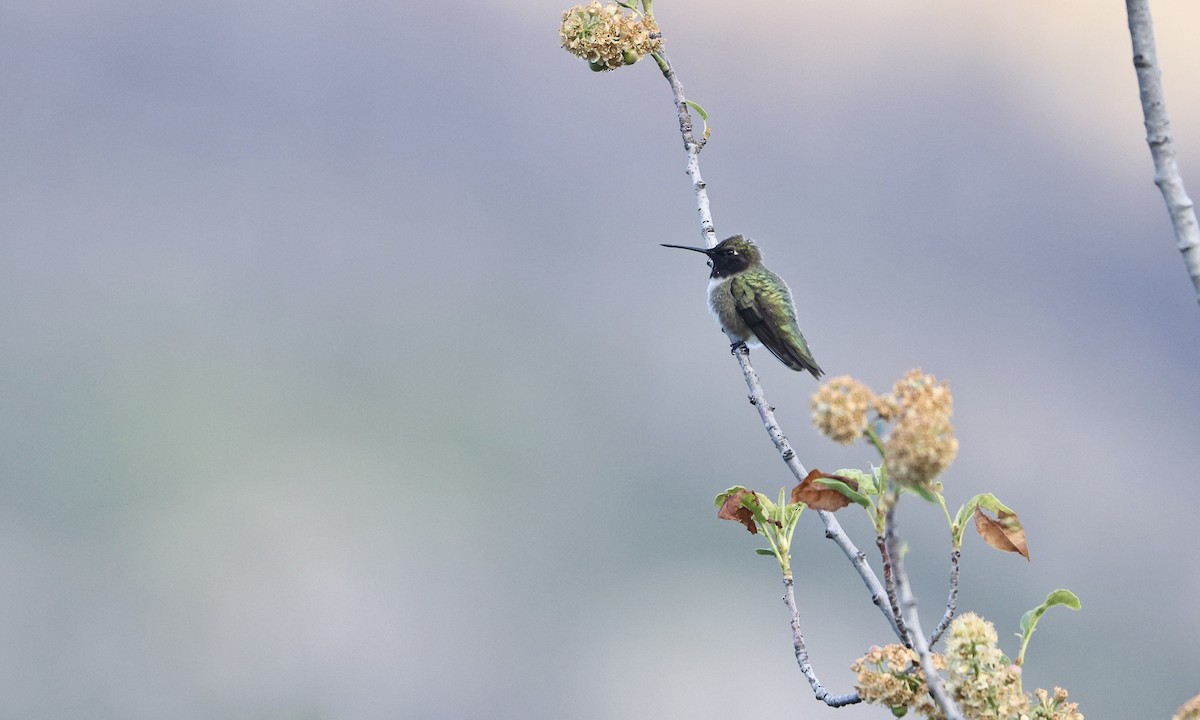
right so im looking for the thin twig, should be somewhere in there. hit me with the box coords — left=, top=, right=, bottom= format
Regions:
left=653, top=50, right=716, bottom=248
left=1125, top=0, right=1200, bottom=303
left=885, top=503, right=964, bottom=720
left=926, top=549, right=961, bottom=647
left=783, top=578, right=862, bottom=707
left=876, top=534, right=911, bottom=647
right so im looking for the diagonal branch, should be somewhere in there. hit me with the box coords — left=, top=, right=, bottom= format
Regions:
left=1125, top=0, right=1200, bottom=303
left=652, top=43, right=908, bottom=708
left=654, top=42, right=902, bottom=643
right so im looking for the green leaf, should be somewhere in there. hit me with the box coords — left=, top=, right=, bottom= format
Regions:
left=751, top=492, right=777, bottom=516
left=954, top=493, right=1016, bottom=546
left=904, top=483, right=940, bottom=504
left=738, top=494, right=770, bottom=527
left=974, top=492, right=1016, bottom=515
left=715, top=485, right=749, bottom=508
left=683, top=100, right=711, bottom=142
left=1017, top=609, right=1036, bottom=637
left=953, top=503, right=973, bottom=537
left=1047, top=588, right=1081, bottom=609
left=1017, top=589, right=1081, bottom=664
left=781, top=502, right=804, bottom=546
left=871, top=463, right=888, bottom=495
left=1019, top=590, right=1081, bottom=633
left=814, top=478, right=872, bottom=509
left=755, top=548, right=777, bottom=556
left=833, top=468, right=877, bottom=496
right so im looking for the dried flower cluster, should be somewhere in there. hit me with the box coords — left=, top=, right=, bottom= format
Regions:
left=560, top=2, right=662, bottom=71
left=1031, top=687, right=1084, bottom=720
left=810, top=375, right=873, bottom=444
left=885, top=368, right=955, bottom=419
left=944, top=613, right=1029, bottom=719
left=882, top=370, right=958, bottom=489
left=853, top=614, right=1084, bottom=719
left=810, top=369, right=958, bottom=488
left=851, top=644, right=946, bottom=719
left=873, top=392, right=901, bottom=422
left=1174, top=693, right=1200, bottom=720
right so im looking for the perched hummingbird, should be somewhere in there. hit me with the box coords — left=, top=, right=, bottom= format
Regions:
left=662, top=235, right=824, bottom=378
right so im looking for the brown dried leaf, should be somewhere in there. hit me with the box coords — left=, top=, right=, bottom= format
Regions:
left=974, top=508, right=1030, bottom=560
left=791, top=469, right=859, bottom=512
left=717, top=489, right=758, bottom=535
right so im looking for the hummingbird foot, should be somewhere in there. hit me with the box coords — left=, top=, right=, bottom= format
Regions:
left=729, top=341, right=749, bottom=357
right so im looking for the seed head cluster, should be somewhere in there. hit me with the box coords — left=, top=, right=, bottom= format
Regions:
left=810, top=375, right=873, bottom=444
left=944, top=613, right=1029, bottom=719
left=872, top=392, right=901, bottom=422
left=560, top=2, right=662, bottom=71
left=886, top=368, right=955, bottom=418
left=851, top=643, right=946, bottom=719
left=852, top=614, right=1085, bottom=719
left=882, top=370, right=958, bottom=490
left=1031, top=687, right=1084, bottom=720
left=1173, top=694, right=1200, bottom=720
left=810, top=369, right=958, bottom=488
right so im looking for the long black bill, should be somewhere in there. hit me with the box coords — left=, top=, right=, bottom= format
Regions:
left=660, top=243, right=713, bottom=255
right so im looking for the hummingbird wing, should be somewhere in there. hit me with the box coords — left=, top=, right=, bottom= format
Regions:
left=730, top=272, right=824, bottom=378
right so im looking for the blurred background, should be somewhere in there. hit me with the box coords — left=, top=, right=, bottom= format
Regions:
left=2, top=0, right=1198, bottom=718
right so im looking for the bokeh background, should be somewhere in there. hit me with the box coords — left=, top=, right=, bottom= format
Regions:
left=2, top=1, right=1198, bottom=718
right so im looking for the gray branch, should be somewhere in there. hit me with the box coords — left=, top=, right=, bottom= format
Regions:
left=875, top=534, right=911, bottom=647
left=655, top=52, right=900, bottom=638
left=1125, top=0, right=1200, bottom=303
left=926, top=549, right=961, bottom=648
left=885, top=504, right=964, bottom=720
left=654, top=51, right=717, bottom=249
left=783, top=577, right=862, bottom=707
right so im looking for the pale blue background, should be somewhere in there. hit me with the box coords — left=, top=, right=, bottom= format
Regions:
left=2, top=1, right=1198, bottom=718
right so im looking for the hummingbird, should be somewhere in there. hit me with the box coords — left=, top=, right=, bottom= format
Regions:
left=662, top=235, right=824, bottom=378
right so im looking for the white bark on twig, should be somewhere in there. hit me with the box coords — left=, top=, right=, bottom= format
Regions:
left=655, top=51, right=717, bottom=249
left=1125, top=0, right=1200, bottom=303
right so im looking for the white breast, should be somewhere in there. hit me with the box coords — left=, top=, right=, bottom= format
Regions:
left=706, top=275, right=758, bottom=345
left=706, top=277, right=727, bottom=328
